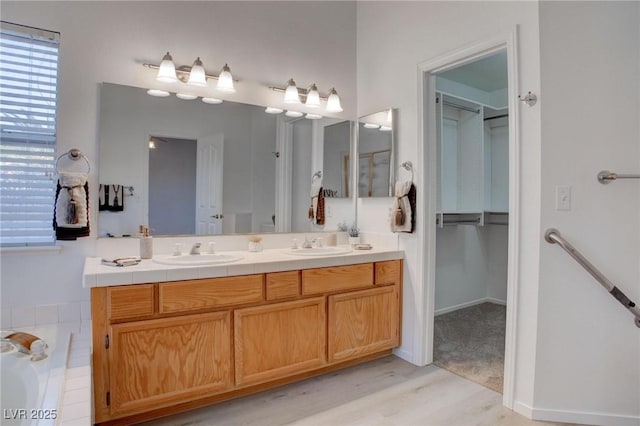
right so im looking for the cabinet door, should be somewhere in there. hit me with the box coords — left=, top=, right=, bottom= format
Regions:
left=234, top=297, right=326, bottom=386
left=108, top=312, right=232, bottom=416
left=328, top=286, right=399, bottom=363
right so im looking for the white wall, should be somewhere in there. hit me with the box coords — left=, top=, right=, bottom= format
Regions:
left=0, top=1, right=356, bottom=308
left=535, top=2, right=640, bottom=422
left=356, top=0, right=543, bottom=412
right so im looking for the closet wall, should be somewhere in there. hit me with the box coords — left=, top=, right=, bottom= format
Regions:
left=435, top=84, right=509, bottom=314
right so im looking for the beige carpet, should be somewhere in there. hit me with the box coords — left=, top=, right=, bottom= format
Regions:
left=433, top=302, right=506, bottom=393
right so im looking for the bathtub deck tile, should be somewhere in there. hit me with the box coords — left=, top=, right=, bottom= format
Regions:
left=60, top=401, right=91, bottom=422
left=62, top=387, right=90, bottom=405
left=64, top=376, right=90, bottom=392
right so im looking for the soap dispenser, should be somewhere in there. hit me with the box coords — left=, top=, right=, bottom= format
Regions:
left=139, top=225, right=153, bottom=259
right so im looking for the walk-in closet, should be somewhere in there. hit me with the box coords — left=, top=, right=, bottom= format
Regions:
left=432, top=51, right=510, bottom=393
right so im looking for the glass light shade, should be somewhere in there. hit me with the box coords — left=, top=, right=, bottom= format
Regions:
left=146, top=89, right=170, bottom=97
left=285, top=110, right=303, bottom=118
left=156, top=52, right=177, bottom=83
left=326, top=88, right=343, bottom=113
left=202, top=97, right=223, bottom=104
left=265, top=107, right=284, bottom=114
left=283, top=78, right=300, bottom=104
left=216, top=64, right=236, bottom=93
left=379, top=125, right=392, bottom=132
left=187, top=57, right=207, bottom=87
left=305, top=113, right=322, bottom=120
left=305, top=84, right=320, bottom=108
left=176, top=93, right=198, bottom=100
left=363, top=123, right=380, bottom=129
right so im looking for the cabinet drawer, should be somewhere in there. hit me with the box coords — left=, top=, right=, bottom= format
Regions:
left=107, top=284, right=155, bottom=321
left=159, top=275, right=263, bottom=314
left=266, top=271, right=300, bottom=301
left=375, top=260, right=402, bottom=286
left=301, top=263, right=373, bottom=295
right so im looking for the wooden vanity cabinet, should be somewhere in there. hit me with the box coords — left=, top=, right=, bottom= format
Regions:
left=91, top=260, right=402, bottom=425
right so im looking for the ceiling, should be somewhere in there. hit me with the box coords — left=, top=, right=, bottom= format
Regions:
left=438, top=51, right=507, bottom=92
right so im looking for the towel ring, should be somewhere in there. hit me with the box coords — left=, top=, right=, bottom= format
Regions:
left=55, top=149, right=91, bottom=174
left=399, top=161, right=414, bottom=182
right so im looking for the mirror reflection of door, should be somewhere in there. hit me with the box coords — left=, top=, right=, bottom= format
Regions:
left=148, top=134, right=224, bottom=235
left=196, top=133, right=224, bottom=235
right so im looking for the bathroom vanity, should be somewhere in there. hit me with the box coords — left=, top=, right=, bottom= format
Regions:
left=85, top=252, right=402, bottom=425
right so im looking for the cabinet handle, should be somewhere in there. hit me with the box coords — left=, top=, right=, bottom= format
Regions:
left=211, top=214, right=224, bottom=219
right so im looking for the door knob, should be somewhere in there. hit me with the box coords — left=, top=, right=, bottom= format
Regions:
left=211, top=214, right=224, bottom=219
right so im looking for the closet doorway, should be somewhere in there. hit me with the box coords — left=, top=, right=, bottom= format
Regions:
left=417, top=33, right=520, bottom=406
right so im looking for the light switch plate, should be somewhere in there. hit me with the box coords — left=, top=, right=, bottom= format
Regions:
left=555, top=185, right=571, bottom=211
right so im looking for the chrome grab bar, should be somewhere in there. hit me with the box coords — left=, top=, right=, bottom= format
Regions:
left=545, top=228, right=640, bottom=328
left=597, top=170, right=640, bottom=184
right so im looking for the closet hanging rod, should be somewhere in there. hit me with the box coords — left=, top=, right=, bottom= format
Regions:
left=438, top=97, right=481, bottom=114
left=484, top=114, right=509, bottom=121
left=597, top=170, right=640, bottom=184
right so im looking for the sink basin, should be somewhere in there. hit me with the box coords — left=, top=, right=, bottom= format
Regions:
left=153, top=253, right=242, bottom=266
left=284, top=247, right=352, bottom=256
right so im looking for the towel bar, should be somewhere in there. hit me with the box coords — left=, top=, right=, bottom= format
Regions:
left=597, top=170, right=640, bottom=184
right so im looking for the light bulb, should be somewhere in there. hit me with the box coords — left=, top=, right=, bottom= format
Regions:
left=283, top=78, right=300, bottom=104
left=176, top=93, right=197, bottom=100
left=216, top=64, right=236, bottom=93
left=305, top=83, right=320, bottom=108
left=202, top=97, right=223, bottom=104
left=326, top=88, right=343, bottom=113
left=156, top=52, right=177, bottom=83
left=146, top=89, right=170, bottom=97
left=265, top=107, right=284, bottom=114
left=187, top=57, right=207, bottom=87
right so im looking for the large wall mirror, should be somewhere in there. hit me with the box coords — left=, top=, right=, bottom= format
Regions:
left=357, top=109, right=395, bottom=197
left=98, top=83, right=355, bottom=237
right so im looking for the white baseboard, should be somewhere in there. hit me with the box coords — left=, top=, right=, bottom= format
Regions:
left=514, top=400, right=639, bottom=426
left=435, top=297, right=507, bottom=316
left=392, top=347, right=414, bottom=364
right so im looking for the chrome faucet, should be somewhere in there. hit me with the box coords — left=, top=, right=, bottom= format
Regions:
left=190, top=242, right=202, bottom=255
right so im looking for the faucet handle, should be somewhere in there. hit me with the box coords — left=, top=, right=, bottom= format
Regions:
left=207, top=242, right=216, bottom=254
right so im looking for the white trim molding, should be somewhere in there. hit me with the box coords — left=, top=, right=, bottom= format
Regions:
left=514, top=401, right=640, bottom=426
left=415, top=28, right=521, bottom=410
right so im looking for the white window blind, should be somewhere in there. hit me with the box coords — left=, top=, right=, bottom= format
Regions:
left=0, top=22, right=60, bottom=246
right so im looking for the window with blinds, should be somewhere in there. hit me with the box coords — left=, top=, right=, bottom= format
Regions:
left=0, top=22, right=60, bottom=246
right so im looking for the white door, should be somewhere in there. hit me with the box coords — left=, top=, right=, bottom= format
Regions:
left=196, top=134, right=224, bottom=235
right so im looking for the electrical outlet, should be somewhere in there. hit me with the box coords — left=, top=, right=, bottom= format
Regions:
left=555, top=185, right=571, bottom=211
left=325, top=205, right=333, bottom=218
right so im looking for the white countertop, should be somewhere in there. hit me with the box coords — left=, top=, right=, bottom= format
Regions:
left=83, top=246, right=404, bottom=288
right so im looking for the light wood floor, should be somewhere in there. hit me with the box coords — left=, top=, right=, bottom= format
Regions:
left=142, top=355, right=563, bottom=426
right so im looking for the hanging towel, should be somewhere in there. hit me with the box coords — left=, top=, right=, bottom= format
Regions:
left=390, top=181, right=416, bottom=233
left=98, top=184, right=124, bottom=211
left=316, top=186, right=325, bottom=225
left=309, top=178, right=323, bottom=221
left=53, top=172, right=90, bottom=240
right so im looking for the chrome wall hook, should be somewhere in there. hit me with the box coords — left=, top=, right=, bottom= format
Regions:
left=518, top=91, right=537, bottom=107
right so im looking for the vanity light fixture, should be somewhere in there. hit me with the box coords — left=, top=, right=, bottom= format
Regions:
left=363, top=123, right=380, bottom=129
left=156, top=52, right=177, bottom=83
left=283, top=78, right=300, bottom=104
left=216, top=64, right=236, bottom=93
left=305, top=113, right=322, bottom=120
left=285, top=110, right=304, bottom=118
left=305, top=84, right=321, bottom=108
left=202, top=97, right=223, bottom=104
left=144, top=54, right=238, bottom=90
left=187, top=57, right=207, bottom=87
left=176, top=93, right=198, bottom=100
left=265, top=107, right=284, bottom=114
left=326, top=88, right=343, bottom=113
left=269, top=81, right=342, bottom=114
left=146, top=89, right=170, bottom=97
